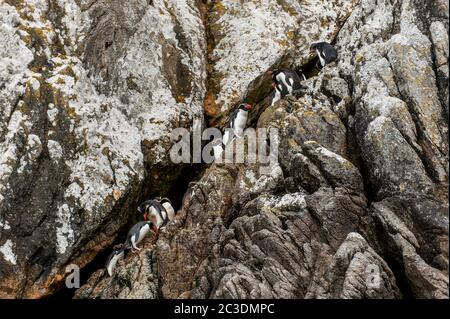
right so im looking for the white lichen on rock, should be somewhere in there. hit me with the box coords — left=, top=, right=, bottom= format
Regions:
left=0, top=240, right=17, bottom=265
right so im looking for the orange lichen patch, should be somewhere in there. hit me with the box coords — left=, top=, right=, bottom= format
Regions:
left=286, top=30, right=295, bottom=40
left=23, top=271, right=65, bottom=299
left=204, top=92, right=220, bottom=118
left=355, top=52, right=365, bottom=63
left=277, top=39, right=288, bottom=48
left=177, top=95, right=186, bottom=103
left=113, top=188, right=122, bottom=201
left=67, top=107, right=78, bottom=118
left=212, top=1, right=227, bottom=16
left=0, top=275, right=22, bottom=298
left=58, top=65, right=77, bottom=79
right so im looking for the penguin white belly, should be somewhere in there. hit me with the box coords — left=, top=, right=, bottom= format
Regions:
left=161, top=209, right=168, bottom=224
left=107, top=251, right=124, bottom=276
left=136, top=224, right=150, bottom=244
left=149, top=207, right=164, bottom=229
left=287, top=78, right=294, bottom=94
left=162, top=202, right=176, bottom=221
left=233, top=112, right=248, bottom=137
left=317, top=49, right=326, bottom=67
left=271, top=89, right=281, bottom=106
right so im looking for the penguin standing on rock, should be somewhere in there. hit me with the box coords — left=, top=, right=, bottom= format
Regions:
left=310, top=42, right=338, bottom=68
left=223, top=103, right=252, bottom=145
left=125, top=221, right=152, bottom=251
left=137, top=199, right=160, bottom=217
left=105, top=244, right=129, bottom=276
left=267, top=69, right=306, bottom=95
left=138, top=198, right=173, bottom=233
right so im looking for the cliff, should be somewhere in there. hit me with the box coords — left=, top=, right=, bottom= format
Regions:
left=0, top=0, right=448, bottom=299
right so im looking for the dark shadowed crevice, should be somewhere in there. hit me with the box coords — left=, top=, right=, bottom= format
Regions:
left=373, top=221, right=415, bottom=299
left=45, top=165, right=206, bottom=299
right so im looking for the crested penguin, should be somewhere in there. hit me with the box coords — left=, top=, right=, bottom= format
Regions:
left=125, top=221, right=152, bottom=251
left=105, top=244, right=129, bottom=276
left=310, top=42, right=338, bottom=68
left=267, top=69, right=305, bottom=95
left=223, top=103, right=252, bottom=145
left=138, top=199, right=171, bottom=232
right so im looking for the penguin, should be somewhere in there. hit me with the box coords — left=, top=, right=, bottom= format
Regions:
left=105, top=244, right=129, bottom=276
left=267, top=69, right=306, bottom=95
left=223, top=103, right=252, bottom=145
left=137, top=199, right=160, bottom=217
left=310, top=42, right=338, bottom=68
left=125, top=221, right=152, bottom=251
left=159, top=197, right=175, bottom=221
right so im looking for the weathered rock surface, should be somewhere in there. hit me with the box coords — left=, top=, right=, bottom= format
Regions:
left=1, top=0, right=449, bottom=299
left=0, top=0, right=206, bottom=298
left=204, top=0, right=358, bottom=125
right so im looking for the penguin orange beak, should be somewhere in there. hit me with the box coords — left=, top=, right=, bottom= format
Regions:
left=143, top=213, right=148, bottom=221
left=245, top=104, right=252, bottom=110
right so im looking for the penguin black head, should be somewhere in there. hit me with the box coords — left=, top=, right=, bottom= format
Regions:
left=238, top=103, right=252, bottom=111
left=137, top=201, right=148, bottom=215
left=266, top=69, right=281, bottom=82
left=138, top=200, right=158, bottom=220
left=310, top=42, right=320, bottom=52
left=159, top=197, right=172, bottom=205
left=310, top=42, right=327, bottom=53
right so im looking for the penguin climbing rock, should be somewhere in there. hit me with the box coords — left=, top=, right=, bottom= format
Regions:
left=105, top=244, right=129, bottom=276
left=125, top=221, right=152, bottom=251
left=138, top=200, right=165, bottom=225
left=267, top=69, right=306, bottom=95
left=138, top=199, right=171, bottom=232
left=223, top=103, right=252, bottom=145
left=159, top=197, right=175, bottom=222
left=310, top=42, right=338, bottom=68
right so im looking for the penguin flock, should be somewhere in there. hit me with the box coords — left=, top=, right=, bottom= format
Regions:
left=104, top=41, right=338, bottom=276
left=105, top=197, right=175, bottom=276
left=213, top=41, right=337, bottom=160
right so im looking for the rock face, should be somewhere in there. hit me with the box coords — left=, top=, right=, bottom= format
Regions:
left=1, top=0, right=448, bottom=299
left=204, top=0, right=358, bottom=125
left=0, top=0, right=206, bottom=298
